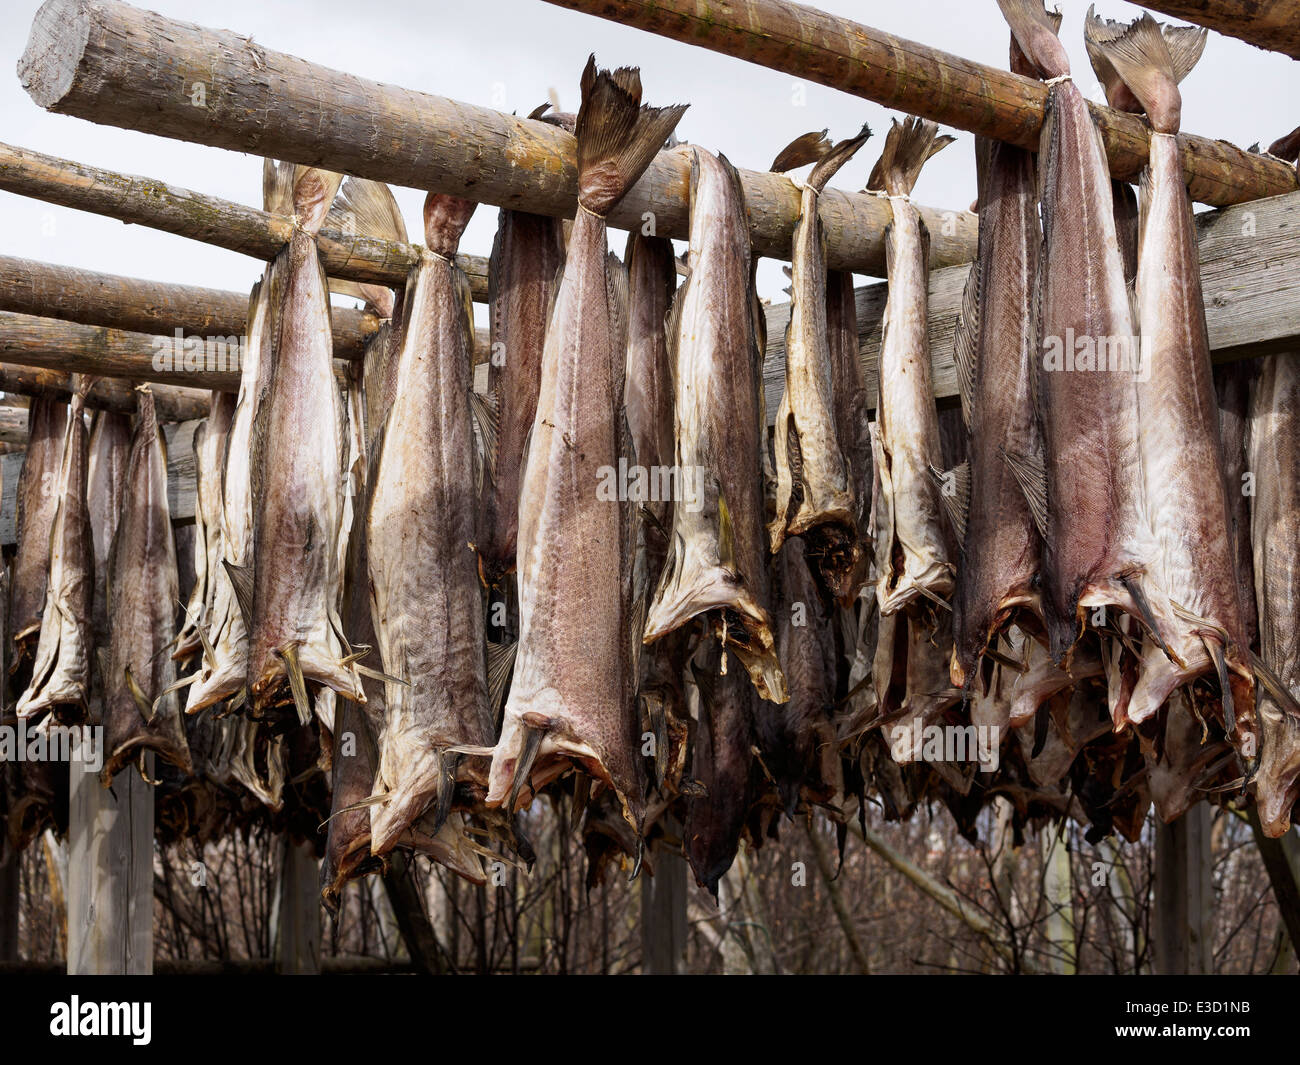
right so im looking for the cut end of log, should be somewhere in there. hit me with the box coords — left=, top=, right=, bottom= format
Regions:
left=19, top=0, right=91, bottom=112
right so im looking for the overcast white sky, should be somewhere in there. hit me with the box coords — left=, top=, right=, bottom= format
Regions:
left=2, top=0, right=1297, bottom=314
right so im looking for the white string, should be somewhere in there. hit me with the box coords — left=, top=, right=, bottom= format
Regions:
left=1044, top=74, right=1073, bottom=86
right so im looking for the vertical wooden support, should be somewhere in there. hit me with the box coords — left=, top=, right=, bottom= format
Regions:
left=66, top=752, right=153, bottom=974
left=1246, top=809, right=1300, bottom=958
left=640, top=831, right=688, bottom=974
left=274, top=837, right=320, bottom=974
left=1154, top=804, right=1213, bottom=974
left=1041, top=831, right=1077, bottom=974
left=381, top=852, right=446, bottom=974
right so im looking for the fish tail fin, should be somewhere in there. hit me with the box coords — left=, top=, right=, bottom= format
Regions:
left=289, top=165, right=344, bottom=235
left=326, top=176, right=408, bottom=315
left=573, top=55, right=688, bottom=216
left=807, top=123, right=871, bottom=193
left=769, top=129, right=831, bottom=173
left=995, top=0, right=1069, bottom=80
left=865, top=117, right=952, bottom=197
left=1267, top=125, right=1300, bottom=164
left=263, top=158, right=295, bottom=216
left=1084, top=10, right=1205, bottom=134
left=423, top=192, right=476, bottom=258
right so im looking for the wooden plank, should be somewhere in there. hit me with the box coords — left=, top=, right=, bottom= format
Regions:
left=761, top=188, right=1300, bottom=421
left=66, top=750, right=154, bottom=974
left=540, top=0, right=1296, bottom=208
left=16, top=0, right=978, bottom=277
left=1135, top=1, right=1300, bottom=60
left=0, top=254, right=379, bottom=359
left=0, top=141, right=490, bottom=302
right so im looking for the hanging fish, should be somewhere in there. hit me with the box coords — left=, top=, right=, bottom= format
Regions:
left=17, top=375, right=95, bottom=724
left=487, top=57, right=686, bottom=831
left=100, top=386, right=191, bottom=783
left=85, top=407, right=131, bottom=663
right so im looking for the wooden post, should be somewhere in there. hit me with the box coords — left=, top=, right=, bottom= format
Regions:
left=1153, top=804, right=1213, bottom=975
left=640, top=827, right=688, bottom=974
left=0, top=141, right=490, bottom=301
left=1246, top=809, right=1300, bottom=957
left=0, top=254, right=379, bottom=359
left=1135, top=2, right=1300, bottom=59
left=538, top=0, right=1296, bottom=208
left=66, top=751, right=154, bottom=974
left=16, top=0, right=978, bottom=276
left=274, top=837, right=320, bottom=975
left=381, top=851, right=447, bottom=975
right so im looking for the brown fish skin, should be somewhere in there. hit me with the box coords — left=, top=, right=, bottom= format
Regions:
left=17, top=377, right=95, bottom=724
left=770, top=128, right=871, bottom=604
left=174, top=391, right=236, bottom=666
left=826, top=267, right=872, bottom=596
left=9, top=395, right=68, bottom=670
left=1087, top=15, right=1253, bottom=749
left=368, top=192, right=494, bottom=860
left=476, top=209, right=567, bottom=595
left=247, top=164, right=362, bottom=722
left=86, top=408, right=131, bottom=664
left=487, top=58, right=687, bottom=827
left=644, top=147, right=787, bottom=704
left=101, top=387, right=191, bottom=783
left=1248, top=353, right=1300, bottom=836
left=998, top=0, right=1154, bottom=663
left=948, top=130, right=1044, bottom=690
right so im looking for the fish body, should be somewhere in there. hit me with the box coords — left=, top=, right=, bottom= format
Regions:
left=86, top=408, right=131, bottom=659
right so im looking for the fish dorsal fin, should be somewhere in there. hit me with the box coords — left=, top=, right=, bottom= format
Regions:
left=995, top=0, right=1069, bottom=81
left=1000, top=446, right=1048, bottom=539
left=487, top=640, right=518, bottom=725
left=290, top=166, right=344, bottom=236
left=952, top=261, right=980, bottom=432
left=469, top=390, right=500, bottom=493
left=928, top=462, right=970, bottom=545
left=263, top=159, right=295, bottom=216
left=770, top=129, right=831, bottom=173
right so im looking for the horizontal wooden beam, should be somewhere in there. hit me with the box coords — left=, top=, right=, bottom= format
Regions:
left=1135, top=2, right=1300, bottom=60
left=0, top=365, right=209, bottom=421
left=0, top=408, right=28, bottom=445
left=0, top=142, right=490, bottom=302
left=17, top=0, right=978, bottom=275
left=541, top=0, right=1297, bottom=209
left=0, top=254, right=379, bottom=359
left=761, top=188, right=1300, bottom=421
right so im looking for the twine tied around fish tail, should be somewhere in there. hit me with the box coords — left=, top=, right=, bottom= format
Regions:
left=577, top=201, right=607, bottom=220
left=1044, top=74, right=1073, bottom=86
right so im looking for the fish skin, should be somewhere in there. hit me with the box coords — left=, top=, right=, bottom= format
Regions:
left=368, top=191, right=495, bottom=859
left=826, top=267, right=873, bottom=590
left=948, top=131, right=1044, bottom=690
left=476, top=210, right=567, bottom=595
left=174, top=392, right=236, bottom=666
left=247, top=164, right=364, bottom=719
left=100, top=387, right=191, bottom=783
left=9, top=395, right=68, bottom=669
left=86, top=408, right=131, bottom=662
left=17, top=377, right=95, bottom=723
left=488, top=58, right=687, bottom=828
left=770, top=128, right=871, bottom=604
left=644, top=147, right=787, bottom=704
left=999, top=0, right=1156, bottom=665
left=1248, top=353, right=1300, bottom=836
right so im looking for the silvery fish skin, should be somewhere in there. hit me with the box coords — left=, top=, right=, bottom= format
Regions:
left=869, top=117, right=957, bottom=618
left=644, top=147, right=787, bottom=704
left=487, top=59, right=687, bottom=826
left=101, top=387, right=191, bottom=783
left=9, top=395, right=68, bottom=669
left=17, top=378, right=94, bottom=723
left=770, top=129, right=871, bottom=605
left=1085, top=14, right=1254, bottom=750
left=476, top=208, right=567, bottom=595
left=1248, top=353, right=1300, bottom=836
left=174, top=392, right=236, bottom=666
left=368, top=192, right=494, bottom=861
left=998, top=0, right=1155, bottom=663
left=247, top=164, right=363, bottom=721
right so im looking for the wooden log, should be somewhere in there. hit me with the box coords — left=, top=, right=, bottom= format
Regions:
left=66, top=751, right=154, bottom=974
left=640, top=822, right=688, bottom=974
left=1153, top=805, right=1213, bottom=974
left=539, top=0, right=1296, bottom=208
left=0, top=409, right=29, bottom=445
left=0, top=366, right=209, bottom=421
left=0, top=254, right=379, bottom=359
left=761, top=188, right=1300, bottom=421
left=1135, top=1, right=1300, bottom=60
left=381, top=852, right=448, bottom=975
left=0, top=141, right=490, bottom=302
left=274, top=837, right=320, bottom=975
left=1247, top=808, right=1300, bottom=958
left=16, top=0, right=978, bottom=276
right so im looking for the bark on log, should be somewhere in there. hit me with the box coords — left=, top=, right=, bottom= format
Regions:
left=0, top=365, right=208, bottom=420
left=539, top=0, right=1296, bottom=208
left=16, top=0, right=978, bottom=275
left=0, top=254, right=379, bottom=358
left=1135, top=1, right=1300, bottom=60
left=0, top=142, right=490, bottom=301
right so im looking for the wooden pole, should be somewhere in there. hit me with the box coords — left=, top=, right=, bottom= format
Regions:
left=1246, top=809, right=1300, bottom=957
left=381, top=853, right=447, bottom=975
left=1153, top=804, right=1213, bottom=974
left=640, top=823, right=688, bottom=974
left=0, top=366, right=209, bottom=421
left=66, top=751, right=154, bottom=974
left=0, top=141, right=490, bottom=302
left=274, top=837, right=321, bottom=975
left=0, top=254, right=379, bottom=359
left=538, top=0, right=1295, bottom=208
left=1135, top=2, right=1300, bottom=60
left=16, top=0, right=978, bottom=276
